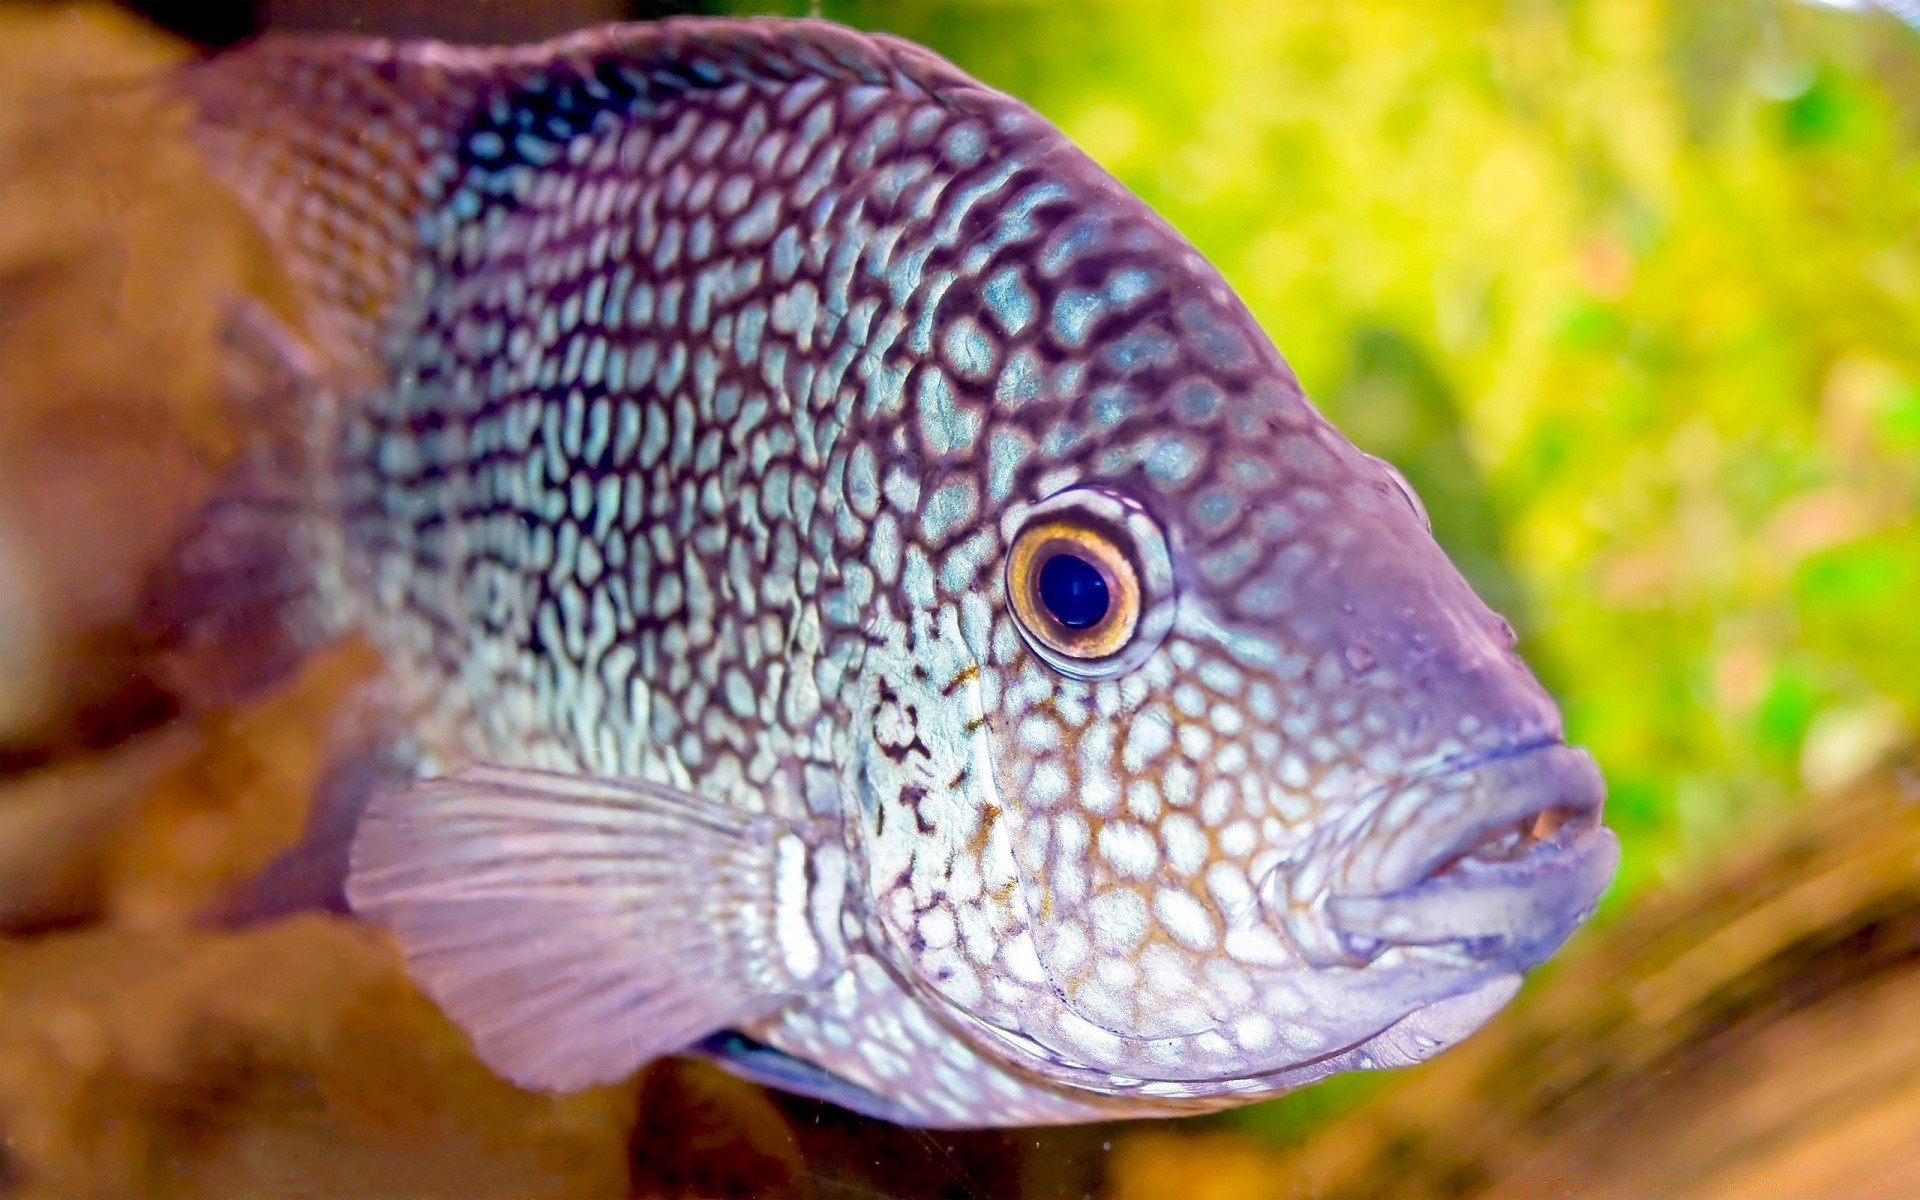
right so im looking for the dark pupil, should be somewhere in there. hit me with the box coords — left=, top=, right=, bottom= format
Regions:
left=1036, top=552, right=1110, bottom=630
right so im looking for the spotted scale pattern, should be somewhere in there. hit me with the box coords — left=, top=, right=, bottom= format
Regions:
left=183, top=18, right=1608, bottom=1127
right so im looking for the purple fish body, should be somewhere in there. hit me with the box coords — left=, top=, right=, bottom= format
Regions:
left=172, top=18, right=1617, bottom=1127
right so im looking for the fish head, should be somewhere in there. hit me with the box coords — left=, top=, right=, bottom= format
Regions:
left=847, top=186, right=1617, bottom=1105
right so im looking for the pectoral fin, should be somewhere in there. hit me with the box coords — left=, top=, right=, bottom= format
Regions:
left=347, top=764, right=840, bottom=1093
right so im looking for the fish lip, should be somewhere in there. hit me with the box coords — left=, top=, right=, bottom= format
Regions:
left=1348, top=739, right=1606, bottom=897
left=1283, top=740, right=1615, bottom=968
left=1323, top=825, right=1619, bottom=968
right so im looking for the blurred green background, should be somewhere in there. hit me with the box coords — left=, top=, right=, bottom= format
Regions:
left=716, top=0, right=1920, bottom=1137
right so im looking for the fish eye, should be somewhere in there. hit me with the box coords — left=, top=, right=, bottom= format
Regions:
left=1009, top=523, right=1139, bottom=660
left=1038, top=552, right=1109, bottom=629
left=1005, top=487, right=1175, bottom=678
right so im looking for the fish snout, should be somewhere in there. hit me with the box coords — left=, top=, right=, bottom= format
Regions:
left=1279, top=742, right=1617, bottom=971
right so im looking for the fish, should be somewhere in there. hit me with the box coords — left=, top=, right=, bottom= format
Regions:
left=1799, top=0, right=1920, bottom=34
left=162, top=16, right=1619, bottom=1128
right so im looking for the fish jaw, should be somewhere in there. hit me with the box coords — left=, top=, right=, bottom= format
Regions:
left=865, top=739, right=1616, bottom=1099
left=1288, top=741, right=1618, bottom=973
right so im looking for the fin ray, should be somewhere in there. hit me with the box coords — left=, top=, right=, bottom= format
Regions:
left=145, top=300, right=346, bottom=708
left=174, top=18, right=999, bottom=365
left=347, top=763, right=837, bottom=1092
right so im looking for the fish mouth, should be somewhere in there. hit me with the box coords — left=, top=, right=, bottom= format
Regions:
left=1287, top=740, right=1619, bottom=970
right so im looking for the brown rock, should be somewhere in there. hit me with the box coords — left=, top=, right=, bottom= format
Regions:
left=0, top=917, right=638, bottom=1199
left=0, top=2, right=286, bottom=755
left=0, top=728, right=196, bottom=933
left=101, top=641, right=382, bottom=931
left=628, top=1059, right=808, bottom=1199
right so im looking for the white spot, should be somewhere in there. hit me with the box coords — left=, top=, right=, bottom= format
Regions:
left=1027, top=760, right=1069, bottom=806
left=942, top=315, right=998, bottom=381
left=1154, top=889, right=1218, bottom=951
left=935, top=964, right=982, bottom=1007
left=932, top=1061, right=982, bottom=1104
left=1161, top=759, right=1196, bottom=808
left=1091, top=888, right=1149, bottom=950
left=1161, top=814, right=1209, bottom=876
left=1198, top=860, right=1259, bottom=917
left=1140, top=944, right=1195, bottom=996
left=1233, top=1014, right=1275, bottom=1052
left=1055, top=1009, right=1125, bottom=1064
left=1200, top=779, right=1236, bottom=824
left=1195, top=1032, right=1234, bottom=1059
left=1018, top=715, right=1061, bottom=752
left=1223, top=923, right=1291, bottom=966
left=1070, top=968, right=1135, bottom=1022
left=1048, top=923, right=1089, bottom=972
left=1095, top=956, right=1138, bottom=991
left=1125, top=779, right=1162, bottom=822
left=1000, top=930, right=1048, bottom=984
left=1055, top=856, right=1088, bottom=905
left=1204, top=957, right=1253, bottom=1006
left=918, top=906, right=957, bottom=950
left=1219, top=819, right=1257, bottom=858
left=858, top=1037, right=911, bottom=1080
left=774, top=835, right=822, bottom=981
left=1054, top=812, right=1089, bottom=860
left=958, top=903, right=997, bottom=965
left=1099, top=823, right=1159, bottom=879
left=1121, top=710, right=1173, bottom=772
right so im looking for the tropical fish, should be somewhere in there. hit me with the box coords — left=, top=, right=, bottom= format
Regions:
left=166, top=17, right=1619, bottom=1127
left=1798, top=0, right=1920, bottom=34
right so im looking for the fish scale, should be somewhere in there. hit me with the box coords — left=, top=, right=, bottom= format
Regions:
left=172, top=17, right=1616, bottom=1128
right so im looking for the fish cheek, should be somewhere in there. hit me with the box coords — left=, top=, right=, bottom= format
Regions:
left=845, top=630, right=1019, bottom=1025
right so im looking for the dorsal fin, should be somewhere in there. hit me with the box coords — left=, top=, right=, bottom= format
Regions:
left=173, top=36, right=483, bottom=365
left=171, top=18, right=998, bottom=368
